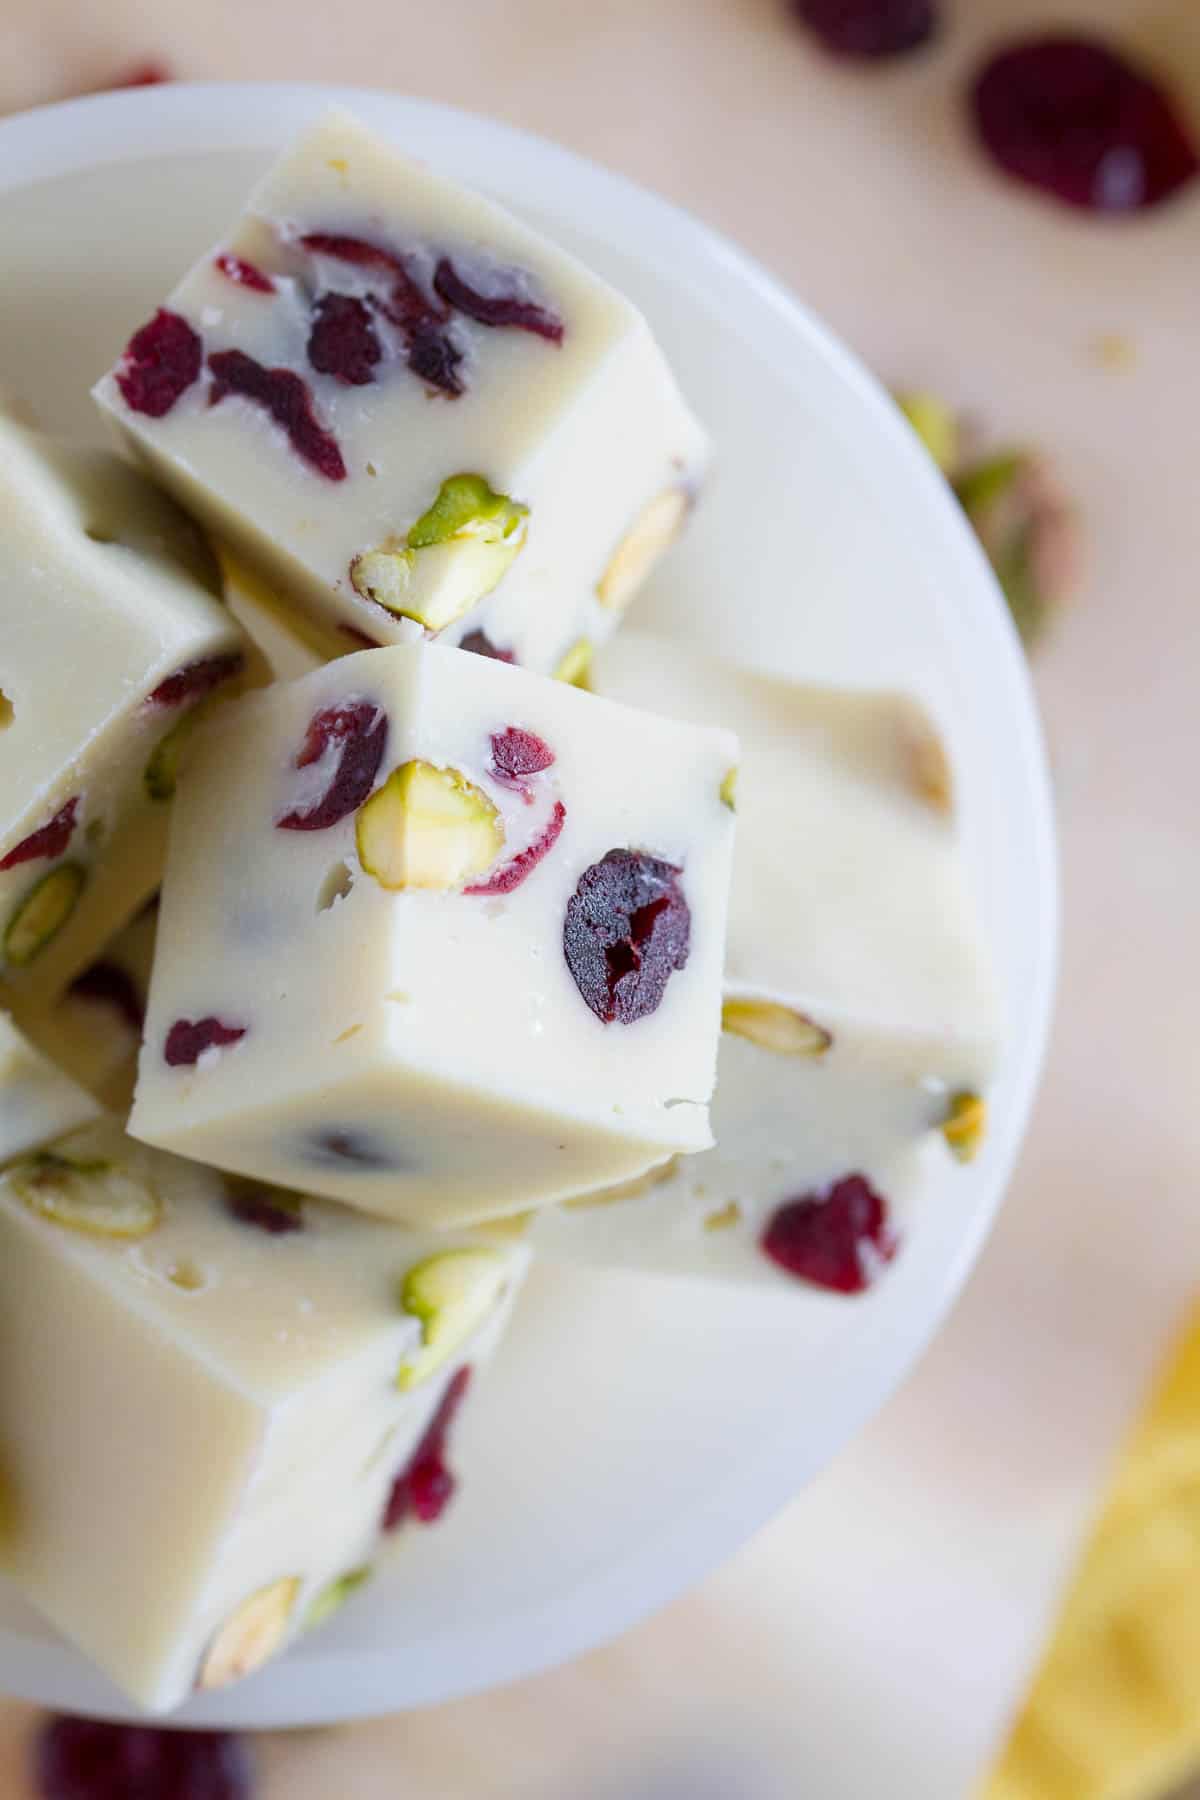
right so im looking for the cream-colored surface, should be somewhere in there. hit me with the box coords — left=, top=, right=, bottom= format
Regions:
left=0, top=1013, right=99, bottom=1160
left=131, top=643, right=736, bottom=1219
left=0, top=419, right=244, bottom=1005
left=24, top=903, right=158, bottom=1112
left=0, top=0, right=1192, bottom=1790
left=520, top=635, right=996, bottom=1280
left=0, top=1117, right=528, bottom=1712
left=95, top=108, right=707, bottom=674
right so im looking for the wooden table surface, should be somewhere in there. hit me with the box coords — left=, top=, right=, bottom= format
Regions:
left=2, top=1, right=1198, bottom=1794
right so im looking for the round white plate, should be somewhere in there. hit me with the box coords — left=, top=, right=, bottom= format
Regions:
left=0, top=84, right=1056, bottom=1726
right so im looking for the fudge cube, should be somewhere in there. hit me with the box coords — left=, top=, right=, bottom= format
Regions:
left=0, top=417, right=247, bottom=1009
left=130, top=644, right=736, bottom=1224
left=513, top=634, right=998, bottom=1287
left=0, top=1118, right=528, bottom=1712
left=0, top=1013, right=100, bottom=1164
left=94, top=109, right=707, bottom=675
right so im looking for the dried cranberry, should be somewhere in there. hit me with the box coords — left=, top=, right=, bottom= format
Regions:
left=466, top=800, right=566, bottom=896
left=761, top=1175, right=896, bottom=1293
left=970, top=35, right=1199, bottom=213
left=225, top=1180, right=303, bottom=1235
left=0, top=798, right=78, bottom=872
left=67, top=960, right=144, bottom=1033
left=110, top=62, right=171, bottom=88
left=299, top=232, right=406, bottom=276
left=459, top=631, right=516, bottom=663
left=307, top=293, right=382, bottom=386
left=164, top=1017, right=246, bottom=1067
left=214, top=253, right=275, bottom=294
left=146, top=653, right=244, bottom=709
left=406, top=320, right=465, bottom=396
left=383, top=1366, right=472, bottom=1531
left=790, top=0, right=936, bottom=59
left=433, top=258, right=564, bottom=343
left=306, top=1129, right=395, bottom=1171
left=563, top=849, right=690, bottom=1025
left=489, top=726, right=555, bottom=796
left=116, top=310, right=202, bottom=419
left=276, top=700, right=387, bottom=831
left=35, top=1714, right=252, bottom=1800
left=208, top=350, right=345, bottom=481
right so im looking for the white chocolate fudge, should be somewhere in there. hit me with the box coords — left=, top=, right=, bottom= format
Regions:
left=130, top=644, right=736, bottom=1223
left=93, top=109, right=707, bottom=675
left=513, top=634, right=998, bottom=1288
left=0, top=418, right=247, bottom=1009
left=0, top=1118, right=528, bottom=1712
left=0, top=1014, right=100, bottom=1164
left=20, top=902, right=159, bottom=1114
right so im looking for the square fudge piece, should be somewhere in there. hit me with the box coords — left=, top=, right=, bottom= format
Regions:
left=0, top=1118, right=528, bottom=1712
left=94, top=108, right=708, bottom=675
left=0, top=417, right=247, bottom=1010
left=0, top=1013, right=100, bottom=1164
left=514, top=634, right=998, bottom=1289
left=130, top=644, right=736, bottom=1224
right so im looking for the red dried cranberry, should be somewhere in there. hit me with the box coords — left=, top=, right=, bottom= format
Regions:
left=208, top=350, right=345, bottom=481
left=146, top=653, right=244, bottom=709
left=276, top=700, right=387, bottom=831
left=761, top=1175, right=897, bottom=1293
left=214, top=253, right=275, bottom=294
left=406, top=320, right=465, bottom=396
left=489, top=726, right=555, bottom=797
left=459, top=631, right=516, bottom=663
left=164, top=1018, right=246, bottom=1067
left=225, top=1181, right=303, bottom=1235
left=970, top=35, right=1199, bottom=213
left=35, top=1714, right=252, bottom=1800
left=0, top=798, right=78, bottom=872
left=563, top=849, right=690, bottom=1025
left=307, top=293, right=382, bottom=386
left=433, top=259, right=564, bottom=343
left=383, top=1366, right=472, bottom=1531
left=790, top=0, right=936, bottom=59
left=110, top=62, right=171, bottom=87
left=299, top=232, right=406, bottom=276
left=466, top=800, right=566, bottom=896
left=116, top=310, right=202, bottom=419
left=67, top=961, right=144, bottom=1033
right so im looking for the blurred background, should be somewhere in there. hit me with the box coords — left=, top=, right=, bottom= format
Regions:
left=2, top=0, right=1198, bottom=1795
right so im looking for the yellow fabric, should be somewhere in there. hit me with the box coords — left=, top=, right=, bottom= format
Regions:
left=984, top=1311, right=1200, bottom=1800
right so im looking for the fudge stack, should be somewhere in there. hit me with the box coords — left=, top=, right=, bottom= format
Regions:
left=0, top=108, right=998, bottom=1712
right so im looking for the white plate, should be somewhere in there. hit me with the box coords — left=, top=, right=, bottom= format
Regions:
left=0, top=84, right=1056, bottom=1726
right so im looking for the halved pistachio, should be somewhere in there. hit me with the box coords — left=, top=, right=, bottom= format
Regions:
left=597, top=487, right=690, bottom=612
left=955, top=451, right=1078, bottom=649
left=942, top=1090, right=987, bottom=1163
left=396, top=1248, right=511, bottom=1390
left=720, top=767, right=738, bottom=813
left=198, top=1576, right=301, bottom=1690
left=304, top=1566, right=372, bottom=1633
left=356, top=760, right=503, bottom=891
left=10, top=1147, right=161, bottom=1240
left=721, top=998, right=832, bottom=1057
left=350, top=475, right=528, bottom=632
left=553, top=637, right=593, bottom=689
left=145, top=707, right=203, bottom=802
left=704, top=1201, right=742, bottom=1233
left=4, top=863, right=86, bottom=968
left=896, top=391, right=960, bottom=475
left=563, top=1156, right=681, bottom=1210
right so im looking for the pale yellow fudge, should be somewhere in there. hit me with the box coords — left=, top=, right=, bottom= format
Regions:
left=94, top=108, right=707, bottom=675
left=514, top=635, right=998, bottom=1288
left=0, top=418, right=247, bottom=1010
left=129, top=644, right=736, bottom=1224
left=0, top=1013, right=100, bottom=1164
left=0, top=1117, right=528, bottom=1713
